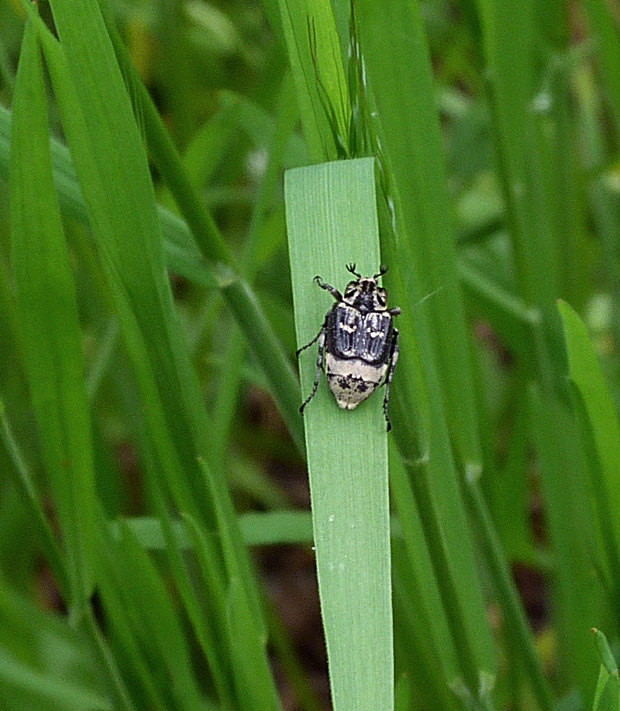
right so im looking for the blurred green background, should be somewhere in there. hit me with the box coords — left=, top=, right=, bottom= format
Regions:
left=2, top=0, right=620, bottom=710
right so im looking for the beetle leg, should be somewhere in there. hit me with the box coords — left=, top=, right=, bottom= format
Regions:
left=382, top=327, right=400, bottom=431
left=314, top=275, right=343, bottom=302
left=296, top=328, right=322, bottom=357
left=299, top=328, right=326, bottom=414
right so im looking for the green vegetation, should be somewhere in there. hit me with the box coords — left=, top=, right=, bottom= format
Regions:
left=1, top=0, right=620, bottom=709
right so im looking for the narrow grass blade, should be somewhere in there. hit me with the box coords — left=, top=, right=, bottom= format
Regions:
left=30, top=6, right=203, bottom=518
left=394, top=672, right=412, bottom=711
left=226, top=90, right=308, bottom=167
left=592, top=629, right=620, bottom=711
left=275, top=0, right=350, bottom=160
left=458, top=256, right=536, bottom=360
left=287, top=158, right=393, bottom=711
left=0, top=648, right=112, bottom=711
left=178, top=513, right=237, bottom=710
left=581, top=0, right=620, bottom=135
left=219, top=270, right=304, bottom=451
left=211, top=72, right=300, bottom=461
left=356, top=0, right=483, bottom=474
left=116, top=511, right=313, bottom=550
left=389, top=452, right=460, bottom=701
left=348, top=0, right=497, bottom=690
left=1, top=95, right=303, bottom=448
left=26, top=7, right=282, bottom=705
left=0, top=578, right=112, bottom=711
left=9, top=19, right=96, bottom=616
left=96, top=532, right=170, bottom=710
left=98, top=521, right=204, bottom=710
left=196, top=451, right=283, bottom=711
left=464, top=481, right=554, bottom=711
left=559, top=301, right=620, bottom=604
left=0, top=403, right=69, bottom=600
left=99, top=15, right=304, bottom=449
left=226, top=577, right=282, bottom=711
left=529, top=383, right=602, bottom=700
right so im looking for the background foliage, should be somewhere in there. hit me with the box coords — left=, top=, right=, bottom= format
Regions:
left=1, top=0, right=620, bottom=710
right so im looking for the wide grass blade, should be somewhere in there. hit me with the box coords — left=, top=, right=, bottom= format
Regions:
left=287, top=158, right=393, bottom=711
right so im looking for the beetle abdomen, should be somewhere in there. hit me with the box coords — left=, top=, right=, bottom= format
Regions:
left=325, top=354, right=388, bottom=410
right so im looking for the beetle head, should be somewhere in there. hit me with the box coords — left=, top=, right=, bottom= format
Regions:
left=343, top=264, right=389, bottom=313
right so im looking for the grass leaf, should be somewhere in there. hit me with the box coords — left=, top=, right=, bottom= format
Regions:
left=9, top=17, right=96, bottom=617
left=287, top=157, right=393, bottom=711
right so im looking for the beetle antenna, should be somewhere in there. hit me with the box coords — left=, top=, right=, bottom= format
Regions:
left=346, top=263, right=361, bottom=279
left=374, top=265, right=388, bottom=279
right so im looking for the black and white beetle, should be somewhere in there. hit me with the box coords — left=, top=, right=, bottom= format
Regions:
left=296, top=264, right=400, bottom=430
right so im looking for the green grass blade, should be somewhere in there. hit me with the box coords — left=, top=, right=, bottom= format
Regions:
left=98, top=520, right=204, bottom=710
left=592, top=629, right=620, bottom=711
left=275, top=0, right=349, bottom=160
left=0, top=403, right=69, bottom=601
left=593, top=629, right=618, bottom=677
left=99, top=15, right=304, bottom=450
left=32, top=8, right=201, bottom=514
left=0, top=570, right=112, bottom=711
left=197, top=453, right=283, bottom=710
left=27, top=7, right=283, bottom=704
left=96, top=529, right=170, bottom=710
left=226, top=90, right=308, bottom=167
left=115, top=511, right=313, bottom=550
left=100, top=9, right=231, bottom=268
left=226, top=577, right=282, bottom=711
left=286, top=158, right=393, bottom=711
left=218, top=270, right=304, bottom=451
left=388, top=451, right=460, bottom=692
left=355, top=0, right=483, bottom=474
left=211, top=72, right=300, bottom=460
left=0, top=647, right=112, bottom=711
left=9, top=18, right=96, bottom=617
left=0, top=103, right=212, bottom=289
left=464, top=481, right=554, bottom=711
left=529, top=383, right=602, bottom=700
left=1, top=98, right=303, bottom=449
left=559, top=301, right=620, bottom=605
left=581, top=0, right=620, bottom=136
left=347, top=2, right=496, bottom=695
left=179, top=513, right=237, bottom=709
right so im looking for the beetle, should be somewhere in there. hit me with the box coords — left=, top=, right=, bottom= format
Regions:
left=296, top=263, right=400, bottom=430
